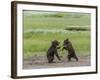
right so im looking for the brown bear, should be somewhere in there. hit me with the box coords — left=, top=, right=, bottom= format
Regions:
left=47, top=40, right=61, bottom=63
left=62, top=39, right=78, bottom=61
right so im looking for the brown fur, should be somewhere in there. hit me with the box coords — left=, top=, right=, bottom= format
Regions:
left=47, top=40, right=61, bottom=63
left=62, top=39, right=78, bottom=61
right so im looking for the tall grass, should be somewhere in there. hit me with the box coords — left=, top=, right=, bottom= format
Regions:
left=24, top=31, right=90, bottom=58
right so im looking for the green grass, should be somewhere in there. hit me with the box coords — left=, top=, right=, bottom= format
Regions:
left=24, top=31, right=90, bottom=58
left=23, top=12, right=90, bottom=30
left=23, top=11, right=91, bottom=58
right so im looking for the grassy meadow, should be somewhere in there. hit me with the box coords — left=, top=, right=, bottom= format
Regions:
left=23, top=11, right=91, bottom=58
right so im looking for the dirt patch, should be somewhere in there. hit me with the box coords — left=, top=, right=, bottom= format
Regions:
left=23, top=54, right=90, bottom=69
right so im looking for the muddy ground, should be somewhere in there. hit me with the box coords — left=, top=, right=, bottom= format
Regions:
left=23, top=54, right=90, bottom=69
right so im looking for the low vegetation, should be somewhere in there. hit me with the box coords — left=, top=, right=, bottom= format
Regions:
left=23, top=11, right=91, bottom=59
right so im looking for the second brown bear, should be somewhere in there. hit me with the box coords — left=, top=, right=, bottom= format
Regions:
left=62, top=39, right=78, bottom=61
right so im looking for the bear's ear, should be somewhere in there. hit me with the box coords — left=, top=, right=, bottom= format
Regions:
left=52, top=40, right=55, bottom=43
left=54, top=40, right=60, bottom=45
left=52, top=40, right=55, bottom=44
left=66, top=38, right=69, bottom=41
left=52, top=40, right=57, bottom=44
left=52, top=41, right=56, bottom=46
left=64, top=38, right=69, bottom=44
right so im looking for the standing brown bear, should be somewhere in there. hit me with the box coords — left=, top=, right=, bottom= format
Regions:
left=47, top=40, right=61, bottom=63
left=62, top=39, right=78, bottom=61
